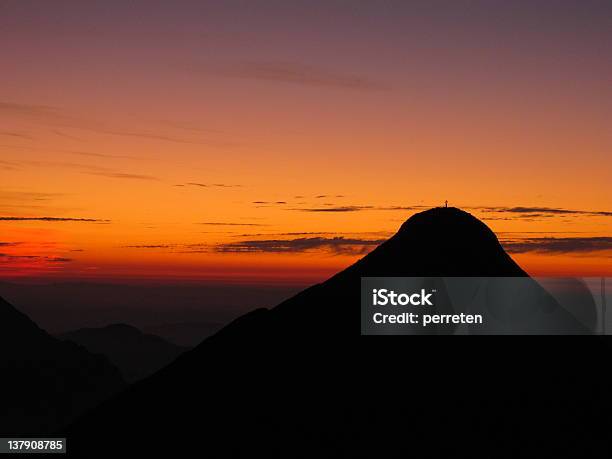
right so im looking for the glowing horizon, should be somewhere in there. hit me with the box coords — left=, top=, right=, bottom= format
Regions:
left=1, top=1, right=610, bottom=282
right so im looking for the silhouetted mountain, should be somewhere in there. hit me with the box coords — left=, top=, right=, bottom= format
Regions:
left=57, top=324, right=188, bottom=382
left=67, top=208, right=610, bottom=457
left=0, top=296, right=125, bottom=435
left=0, top=281, right=299, bottom=335
left=143, top=321, right=224, bottom=347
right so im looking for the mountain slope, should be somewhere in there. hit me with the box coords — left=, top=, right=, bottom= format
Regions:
left=57, top=324, right=188, bottom=382
left=67, top=208, right=610, bottom=457
left=143, top=321, right=224, bottom=347
left=0, top=297, right=126, bottom=435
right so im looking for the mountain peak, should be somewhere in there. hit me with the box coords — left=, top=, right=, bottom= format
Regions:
left=397, top=206, right=495, bottom=239
left=341, top=206, right=526, bottom=278
left=399, top=206, right=478, bottom=227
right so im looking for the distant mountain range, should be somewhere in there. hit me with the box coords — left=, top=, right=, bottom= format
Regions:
left=143, top=321, right=224, bottom=347
left=57, top=324, right=188, bottom=382
left=66, top=208, right=610, bottom=457
left=0, top=281, right=298, bottom=336
left=0, top=297, right=125, bottom=435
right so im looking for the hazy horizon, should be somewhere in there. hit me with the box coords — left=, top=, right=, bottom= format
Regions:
left=1, top=1, right=610, bottom=283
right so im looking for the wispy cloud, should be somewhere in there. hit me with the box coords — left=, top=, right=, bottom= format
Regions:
left=289, top=205, right=417, bottom=212
left=97, top=129, right=207, bottom=145
left=502, top=237, right=612, bottom=254
left=46, top=257, right=73, bottom=263
left=0, top=216, right=109, bottom=222
left=0, top=190, right=63, bottom=202
left=121, top=243, right=208, bottom=252
left=196, top=222, right=267, bottom=226
left=123, top=244, right=178, bottom=249
left=183, top=182, right=242, bottom=188
left=0, top=101, right=230, bottom=147
left=0, top=101, right=56, bottom=117
left=67, top=150, right=141, bottom=160
left=216, top=236, right=384, bottom=255
left=476, top=206, right=612, bottom=217
left=209, top=61, right=388, bottom=91
left=4, top=159, right=161, bottom=181
left=0, top=160, right=19, bottom=170
left=0, top=131, right=33, bottom=140
left=0, top=143, right=141, bottom=160
left=252, top=201, right=287, bottom=205
left=0, top=254, right=72, bottom=263
left=86, top=171, right=159, bottom=180
left=291, top=206, right=374, bottom=213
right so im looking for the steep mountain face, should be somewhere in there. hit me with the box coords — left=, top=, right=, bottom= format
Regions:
left=57, top=324, right=188, bottom=382
left=268, top=207, right=529, bottom=334
left=347, top=206, right=527, bottom=276
left=0, top=297, right=126, bottom=435
left=67, top=208, right=611, bottom=457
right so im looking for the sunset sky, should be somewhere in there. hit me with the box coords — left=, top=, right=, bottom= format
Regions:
left=1, top=0, right=610, bottom=283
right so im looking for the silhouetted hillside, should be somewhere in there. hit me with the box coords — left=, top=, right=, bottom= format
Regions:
left=67, top=208, right=610, bottom=457
left=0, top=297, right=125, bottom=435
left=0, top=281, right=298, bottom=335
left=57, top=324, right=188, bottom=382
left=143, top=321, right=224, bottom=347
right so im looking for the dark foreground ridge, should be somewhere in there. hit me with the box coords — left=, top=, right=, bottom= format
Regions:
left=0, top=297, right=125, bottom=435
left=66, top=208, right=611, bottom=457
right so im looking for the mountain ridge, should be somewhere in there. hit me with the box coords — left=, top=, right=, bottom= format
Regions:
left=0, top=297, right=125, bottom=435
left=57, top=324, right=188, bottom=382
left=65, top=207, right=610, bottom=457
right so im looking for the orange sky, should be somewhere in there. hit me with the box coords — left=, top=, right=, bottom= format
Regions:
left=1, top=1, right=610, bottom=282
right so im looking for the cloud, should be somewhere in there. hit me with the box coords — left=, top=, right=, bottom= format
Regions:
left=0, top=101, right=56, bottom=117
left=197, top=222, right=267, bottom=226
left=252, top=201, right=287, bottom=205
left=0, top=242, right=21, bottom=247
left=86, top=171, right=159, bottom=180
left=289, top=205, right=417, bottom=212
left=52, top=130, right=82, bottom=141
left=0, top=131, right=33, bottom=140
left=234, top=232, right=336, bottom=237
left=210, top=61, right=388, bottom=91
left=184, top=182, right=242, bottom=188
left=98, top=129, right=207, bottom=145
left=375, top=206, right=419, bottom=211
left=46, top=257, right=73, bottom=263
left=502, top=237, right=612, bottom=254
left=67, top=150, right=141, bottom=160
left=4, top=159, right=161, bottom=181
left=120, top=243, right=209, bottom=253
left=123, top=244, right=178, bottom=249
left=0, top=142, right=141, bottom=160
left=476, top=206, right=612, bottom=217
left=216, top=236, right=384, bottom=255
left=0, top=160, right=19, bottom=170
left=0, top=101, right=229, bottom=147
left=291, top=206, right=374, bottom=212
left=0, top=253, right=72, bottom=263
left=0, top=254, right=37, bottom=260
left=0, top=216, right=109, bottom=222
left=0, top=190, right=64, bottom=202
